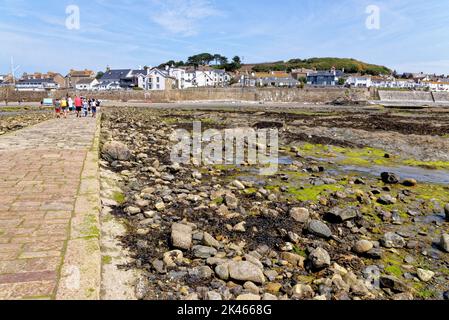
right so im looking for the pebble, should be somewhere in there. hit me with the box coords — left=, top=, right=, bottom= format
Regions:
left=163, top=250, right=184, bottom=267
left=126, top=206, right=141, bottom=215
left=236, top=293, right=261, bottom=301
left=262, top=293, right=278, bottom=300
left=215, top=264, right=230, bottom=280
left=203, top=232, right=221, bottom=248
left=206, top=291, right=222, bottom=300
left=280, top=252, right=305, bottom=267
left=353, top=240, right=373, bottom=254
left=292, top=284, right=314, bottom=299
left=289, top=207, right=310, bottom=223
left=416, top=268, right=435, bottom=282
left=377, top=195, right=397, bottom=205
left=439, top=234, right=449, bottom=252
left=232, top=180, right=246, bottom=190
left=243, top=281, right=260, bottom=294
left=192, top=245, right=217, bottom=259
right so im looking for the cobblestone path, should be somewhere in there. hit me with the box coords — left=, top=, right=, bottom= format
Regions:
left=0, top=116, right=99, bottom=299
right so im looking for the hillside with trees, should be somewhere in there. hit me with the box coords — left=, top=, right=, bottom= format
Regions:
left=158, top=53, right=242, bottom=72
left=250, top=57, right=391, bottom=75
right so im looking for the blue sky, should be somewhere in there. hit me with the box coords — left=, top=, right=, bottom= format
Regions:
left=0, top=0, right=448, bottom=75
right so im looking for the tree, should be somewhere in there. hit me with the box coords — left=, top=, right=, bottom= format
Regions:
left=213, top=54, right=222, bottom=65
left=218, top=56, right=229, bottom=65
left=232, top=56, right=242, bottom=65
left=187, top=53, right=214, bottom=66
left=96, top=71, right=104, bottom=80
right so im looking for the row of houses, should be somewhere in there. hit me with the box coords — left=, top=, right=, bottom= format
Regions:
left=3, top=65, right=449, bottom=92
left=346, top=75, right=449, bottom=91
left=3, top=65, right=232, bottom=92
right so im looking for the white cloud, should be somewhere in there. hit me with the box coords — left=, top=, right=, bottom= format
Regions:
left=151, top=0, right=221, bottom=36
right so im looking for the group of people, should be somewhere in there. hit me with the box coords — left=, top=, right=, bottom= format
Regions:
left=53, top=96, right=100, bottom=119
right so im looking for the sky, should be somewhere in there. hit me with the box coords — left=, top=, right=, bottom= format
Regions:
left=0, top=0, right=448, bottom=75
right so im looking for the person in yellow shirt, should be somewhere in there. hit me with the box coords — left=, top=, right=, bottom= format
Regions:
left=60, top=98, right=68, bottom=118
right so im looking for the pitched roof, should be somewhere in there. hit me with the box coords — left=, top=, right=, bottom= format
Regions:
left=76, top=78, right=97, bottom=85
left=101, top=69, right=131, bottom=80
left=130, top=69, right=147, bottom=76
left=68, top=69, right=95, bottom=77
left=17, top=78, right=56, bottom=84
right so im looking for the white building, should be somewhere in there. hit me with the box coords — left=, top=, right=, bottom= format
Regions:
left=166, top=66, right=230, bottom=89
left=422, top=81, right=449, bottom=91
left=144, top=68, right=175, bottom=91
left=15, top=78, right=59, bottom=91
left=75, top=78, right=99, bottom=90
left=346, top=76, right=372, bottom=87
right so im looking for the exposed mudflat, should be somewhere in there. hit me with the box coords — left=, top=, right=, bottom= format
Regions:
left=99, top=105, right=449, bottom=301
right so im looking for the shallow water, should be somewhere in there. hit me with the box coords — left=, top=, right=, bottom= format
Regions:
left=336, top=164, right=449, bottom=185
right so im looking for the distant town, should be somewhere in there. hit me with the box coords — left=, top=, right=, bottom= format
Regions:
left=1, top=54, right=449, bottom=92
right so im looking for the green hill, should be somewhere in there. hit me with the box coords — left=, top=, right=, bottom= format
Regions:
left=250, top=57, right=391, bottom=75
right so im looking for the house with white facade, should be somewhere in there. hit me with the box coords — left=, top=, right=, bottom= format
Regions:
left=75, top=78, right=99, bottom=90
left=346, top=76, right=372, bottom=88
left=421, top=81, right=449, bottom=91
left=171, top=66, right=230, bottom=88
left=15, top=78, right=59, bottom=91
left=144, top=68, right=175, bottom=91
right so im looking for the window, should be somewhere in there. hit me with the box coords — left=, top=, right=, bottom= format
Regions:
left=156, top=84, right=160, bottom=89
left=157, top=77, right=160, bottom=83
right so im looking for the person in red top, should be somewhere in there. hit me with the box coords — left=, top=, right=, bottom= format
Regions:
left=74, top=95, right=82, bottom=118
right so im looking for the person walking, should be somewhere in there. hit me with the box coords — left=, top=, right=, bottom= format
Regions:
left=74, top=95, right=82, bottom=118
left=68, top=96, right=73, bottom=113
left=82, top=98, right=88, bottom=117
left=91, top=98, right=97, bottom=118
left=54, top=99, right=61, bottom=118
left=60, top=97, right=68, bottom=118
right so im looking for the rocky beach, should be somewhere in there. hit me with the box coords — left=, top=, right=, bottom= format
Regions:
left=99, top=105, right=449, bottom=301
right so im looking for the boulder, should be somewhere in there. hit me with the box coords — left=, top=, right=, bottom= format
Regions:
left=307, top=220, right=332, bottom=238
left=380, top=275, right=410, bottom=293
left=228, top=261, right=265, bottom=284
left=102, top=141, right=132, bottom=161
left=381, top=232, right=406, bottom=248
left=445, top=204, right=449, bottom=221
left=402, top=178, right=417, bottom=187
left=171, top=223, right=193, bottom=250
left=309, top=247, right=331, bottom=269
left=381, top=172, right=400, bottom=184
left=326, top=206, right=358, bottom=222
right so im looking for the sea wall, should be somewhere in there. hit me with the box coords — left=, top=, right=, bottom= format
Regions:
left=1, top=87, right=372, bottom=104
left=378, top=90, right=433, bottom=103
